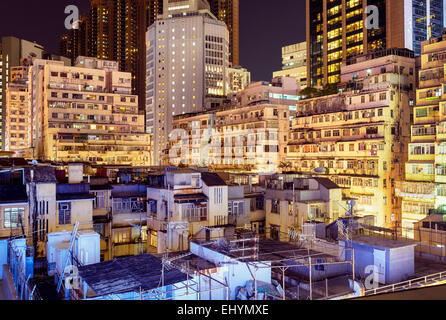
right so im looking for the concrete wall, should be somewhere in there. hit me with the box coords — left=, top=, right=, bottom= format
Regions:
left=68, top=164, right=84, bottom=184
left=287, top=261, right=350, bottom=282
left=55, top=199, right=93, bottom=233
left=0, top=240, right=7, bottom=280
left=36, top=183, right=57, bottom=236
left=341, top=240, right=415, bottom=285
left=388, top=246, right=415, bottom=284
left=190, top=242, right=271, bottom=300
left=74, top=232, right=101, bottom=266
left=203, top=184, right=229, bottom=223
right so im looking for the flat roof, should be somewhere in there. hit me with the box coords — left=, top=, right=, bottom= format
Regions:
left=349, top=235, right=417, bottom=249
left=197, top=239, right=340, bottom=263
left=78, top=254, right=188, bottom=297
left=166, top=252, right=217, bottom=272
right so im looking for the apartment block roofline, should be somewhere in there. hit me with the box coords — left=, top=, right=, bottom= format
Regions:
left=345, top=48, right=415, bottom=66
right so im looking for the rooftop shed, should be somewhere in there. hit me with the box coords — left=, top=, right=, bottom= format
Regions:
left=340, top=235, right=417, bottom=285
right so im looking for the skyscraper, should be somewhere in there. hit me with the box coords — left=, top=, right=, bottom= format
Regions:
left=146, top=0, right=229, bottom=165
left=208, top=0, right=239, bottom=66
left=60, top=15, right=89, bottom=65
left=306, top=0, right=444, bottom=87
left=61, top=0, right=164, bottom=113
left=409, top=0, right=444, bottom=55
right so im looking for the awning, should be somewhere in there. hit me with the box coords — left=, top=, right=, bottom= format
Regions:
left=174, top=193, right=208, bottom=203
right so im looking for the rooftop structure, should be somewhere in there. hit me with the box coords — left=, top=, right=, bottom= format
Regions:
left=78, top=253, right=188, bottom=298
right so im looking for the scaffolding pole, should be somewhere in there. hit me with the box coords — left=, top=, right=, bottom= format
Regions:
left=309, top=257, right=312, bottom=300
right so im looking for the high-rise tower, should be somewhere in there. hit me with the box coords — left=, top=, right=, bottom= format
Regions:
left=208, top=0, right=239, bottom=66
left=306, top=0, right=444, bottom=87
left=146, top=0, right=229, bottom=165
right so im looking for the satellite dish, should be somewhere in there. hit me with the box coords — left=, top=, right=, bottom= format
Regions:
left=314, top=167, right=326, bottom=173
left=348, top=200, right=356, bottom=208
left=31, top=160, right=38, bottom=166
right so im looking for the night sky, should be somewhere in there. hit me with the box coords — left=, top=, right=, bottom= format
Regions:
left=0, top=0, right=306, bottom=81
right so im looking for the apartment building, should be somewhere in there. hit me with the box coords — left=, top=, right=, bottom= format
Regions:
left=396, top=33, right=446, bottom=236
left=0, top=37, right=66, bottom=150
left=0, top=162, right=94, bottom=258
left=60, top=15, right=89, bottom=66
left=288, top=48, right=416, bottom=228
left=226, top=66, right=251, bottom=94
left=29, top=56, right=151, bottom=166
left=229, top=77, right=301, bottom=112
left=273, top=42, right=308, bottom=88
left=170, top=102, right=290, bottom=173
left=146, top=169, right=229, bottom=253
left=5, top=67, right=31, bottom=157
left=264, top=175, right=344, bottom=240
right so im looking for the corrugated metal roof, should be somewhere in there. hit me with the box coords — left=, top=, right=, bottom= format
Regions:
left=313, top=177, right=340, bottom=190
left=78, top=254, right=188, bottom=297
left=201, top=172, right=227, bottom=186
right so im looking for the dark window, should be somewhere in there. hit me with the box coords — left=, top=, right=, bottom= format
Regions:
left=58, top=202, right=71, bottom=225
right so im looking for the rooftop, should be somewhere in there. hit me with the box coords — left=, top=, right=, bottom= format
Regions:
left=197, top=238, right=340, bottom=264
left=0, top=158, right=28, bottom=168
left=201, top=172, right=227, bottom=186
left=313, top=177, right=341, bottom=190
left=78, top=254, right=188, bottom=297
left=350, top=235, right=417, bottom=249
left=24, top=167, right=57, bottom=183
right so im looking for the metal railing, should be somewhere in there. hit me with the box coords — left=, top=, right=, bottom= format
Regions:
left=364, top=270, right=446, bottom=296
left=182, top=207, right=207, bottom=222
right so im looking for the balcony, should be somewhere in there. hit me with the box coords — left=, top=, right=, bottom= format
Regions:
left=111, top=198, right=145, bottom=214
left=405, top=162, right=435, bottom=182
left=147, top=216, right=168, bottom=232
left=181, top=206, right=207, bottom=223
left=395, top=181, right=435, bottom=199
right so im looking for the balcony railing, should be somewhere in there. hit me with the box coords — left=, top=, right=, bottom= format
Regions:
left=182, top=206, right=207, bottom=222
left=112, top=200, right=145, bottom=214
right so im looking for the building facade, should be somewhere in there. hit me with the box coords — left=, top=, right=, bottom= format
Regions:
left=29, top=56, right=151, bottom=166
left=60, top=15, right=89, bottom=66
left=0, top=37, right=52, bottom=150
left=208, top=0, right=240, bottom=66
left=4, top=67, right=31, bottom=157
left=306, top=0, right=444, bottom=87
left=170, top=102, right=290, bottom=173
left=61, top=0, right=164, bottom=113
left=146, top=0, right=229, bottom=165
left=288, top=48, right=416, bottom=229
left=273, top=42, right=308, bottom=89
left=265, top=175, right=344, bottom=240
left=226, top=66, right=251, bottom=94
left=146, top=169, right=229, bottom=253
left=396, top=33, right=446, bottom=236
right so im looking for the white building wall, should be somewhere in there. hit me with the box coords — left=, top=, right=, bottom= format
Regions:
left=146, top=11, right=229, bottom=165
left=190, top=242, right=271, bottom=300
